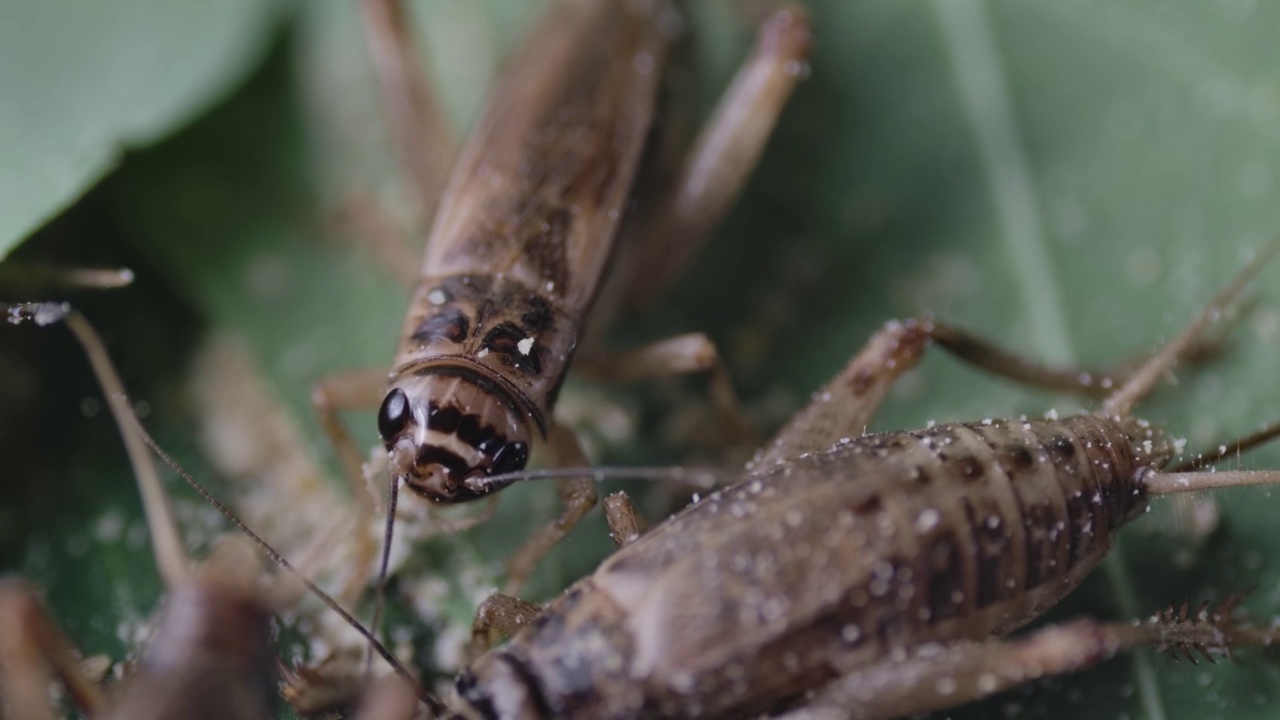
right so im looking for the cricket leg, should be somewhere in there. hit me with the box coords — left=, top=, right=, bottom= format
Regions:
left=476, top=491, right=646, bottom=652
left=470, top=594, right=544, bottom=657
left=754, top=317, right=1212, bottom=469
left=780, top=596, right=1273, bottom=720
left=311, top=367, right=387, bottom=600
left=329, top=194, right=422, bottom=289
left=603, top=491, right=646, bottom=548
left=359, top=0, right=456, bottom=216
left=335, top=0, right=457, bottom=287
left=576, top=332, right=753, bottom=445
left=353, top=673, right=424, bottom=720
left=615, top=5, right=813, bottom=309
left=502, top=423, right=598, bottom=596
left=0, top=579, right=108, bottom=720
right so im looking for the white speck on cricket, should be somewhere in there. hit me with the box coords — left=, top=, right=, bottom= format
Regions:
left=517, top=337, right=535, bottom=355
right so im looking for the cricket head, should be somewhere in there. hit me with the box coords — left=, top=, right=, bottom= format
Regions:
left=377, top=373, right=533, bottom=503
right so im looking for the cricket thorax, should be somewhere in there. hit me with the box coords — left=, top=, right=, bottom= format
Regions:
left=380, top=273, right=579, bottom=502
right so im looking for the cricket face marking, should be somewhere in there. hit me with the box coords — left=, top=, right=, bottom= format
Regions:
left=378, top=368, right=534, bottom=503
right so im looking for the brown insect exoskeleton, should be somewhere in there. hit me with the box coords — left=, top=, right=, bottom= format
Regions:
left=312, top=0, right=814, bottom=594
left=346, top=240, right=1280, bottom=720
left=0, top=303, right=418, bottom=720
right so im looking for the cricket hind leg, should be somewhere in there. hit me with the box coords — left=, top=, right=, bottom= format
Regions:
left=776, top=596, right=1274, bottom=720
left=573, top=6, right=814, bottom=452
left=611, top=5, right=814, bottom=310
left=753, top=318, right=1148, bottom=469
left=753, top=293, right=1260, bottom=471
left=329, top=0, right=459, bottom=287
left=359, top=0, right=455, bottom=219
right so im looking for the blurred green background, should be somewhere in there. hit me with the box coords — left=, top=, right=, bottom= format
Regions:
left=4, top=1, right=1280, bottom=718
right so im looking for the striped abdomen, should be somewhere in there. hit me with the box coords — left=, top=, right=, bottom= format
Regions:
left=515, top=414, right=1180, bottom=718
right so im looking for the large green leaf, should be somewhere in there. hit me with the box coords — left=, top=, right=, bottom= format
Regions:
left=0, top=0, right=281, bottom=259
left=6, top=1, right=1280, bottom=718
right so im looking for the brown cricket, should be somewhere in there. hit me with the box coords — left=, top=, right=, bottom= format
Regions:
left=0, top=303, right=415, bottom=720
left=356, top=239, right=1280, bottom=720
left=313, top=0, right=814, bottom=593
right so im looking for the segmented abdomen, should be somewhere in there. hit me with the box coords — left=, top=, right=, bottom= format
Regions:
left=861, top=414, right=1173, bottom=638
left=577, top=414, right=1177, bottom=718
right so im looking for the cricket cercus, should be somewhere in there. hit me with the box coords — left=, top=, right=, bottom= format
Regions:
left=313, top=0, right=814, bottom=595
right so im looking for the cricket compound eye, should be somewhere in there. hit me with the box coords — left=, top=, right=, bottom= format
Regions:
left=491, top=441, right=529, bottom=476
left=378, top=388, right=412, bottom=446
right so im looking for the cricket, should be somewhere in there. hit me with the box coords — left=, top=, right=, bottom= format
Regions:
left=4, top=1, right=1280, bottom=719
left=314, top=0, right=813, bottom=599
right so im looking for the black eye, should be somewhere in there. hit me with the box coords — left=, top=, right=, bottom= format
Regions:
left=377, top=389, right=411, bottom=445
left=491, top=441, right=529, bottom=475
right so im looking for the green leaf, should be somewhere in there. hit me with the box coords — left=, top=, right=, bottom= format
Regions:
left=0, top=0, right=282, bottom=259
left=8, top=1, right=1280, bottom=718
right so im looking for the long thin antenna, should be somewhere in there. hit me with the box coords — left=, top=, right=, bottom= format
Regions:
left=5, top=302, right=188, bottom=586
left=468, top=465, right=734, bottom=494
left=368, top=465, right=402, bottom=676
left=62, top=310, right=191, bottom=588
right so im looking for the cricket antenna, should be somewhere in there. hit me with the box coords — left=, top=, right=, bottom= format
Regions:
left=467, top=465, right=735, bottom=495
left=368, top=458, right=404, bottom=677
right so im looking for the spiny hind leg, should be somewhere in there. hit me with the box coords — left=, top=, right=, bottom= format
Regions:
left=0, top=579, right=107, bottom=720
left=778, top=599, right=1274, bottom=720
left=333, top=0, right=459, bottom=286
left=754, top=317, right=1217, bottom=470
left=359, top=0, right=455, bottom=217
left=502, top=423, right=598, bottom=596
left=613, top=5, right=813, bottom=309
left=576, top=7, right=811, bottom=446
